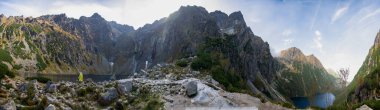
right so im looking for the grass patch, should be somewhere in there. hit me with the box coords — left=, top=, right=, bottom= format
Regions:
left=175, top=59, right=189, bottom=67
left=190, top=51, right=212, bottom=70
left=0, top=63, right=14, bottom=79
left=0, top=49, right=13, bottom=63
left=13, top=64, right=22, bottom=70
left=128, top=86, right=164, bottom=110
left=36, top=54, right=47, bottom=71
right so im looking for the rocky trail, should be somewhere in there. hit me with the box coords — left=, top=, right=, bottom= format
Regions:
left=0, top=62, right=289, bottom=110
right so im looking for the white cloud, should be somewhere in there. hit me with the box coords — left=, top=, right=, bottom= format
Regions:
left=309, top=0, right=321, bottom=30
left=281, top=29, right=294, bottom=47
left=359, top=8, right=380, bottom=22
left=331, top=6, right=348, bottom=23
left=313, top=30, right=324, bottom=53
left=0, top=0, right=227, bottom=28
left=282, top=29, right=293, bottom=37
left=284, top=39, right=294, bottom=47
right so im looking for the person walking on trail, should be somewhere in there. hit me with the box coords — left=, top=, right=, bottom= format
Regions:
left=78, top=72, right=83, bottom=82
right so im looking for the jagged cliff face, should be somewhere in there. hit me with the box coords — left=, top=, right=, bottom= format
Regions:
left=114, top=6, right=220, bottom=74
left=274, top=47, right=337, bottom=97
left=113, top=6, right=278, bottom=86
left=347, top=31, right=380, bottom=104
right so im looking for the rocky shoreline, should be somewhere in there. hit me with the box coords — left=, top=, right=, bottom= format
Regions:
left=0, top=63, right=289, bottom=110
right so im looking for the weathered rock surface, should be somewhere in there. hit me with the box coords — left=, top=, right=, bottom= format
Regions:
left=116, top=80, right=132, bottom=95
left=0, top=100, right=16, bottom=110
left=98, top=87, right=119, bottom=106
left=186, top=81, right=197, bottom=97
left=356, top=104, right=373, bottom=110
left=44, top=104, right=56, bottom=110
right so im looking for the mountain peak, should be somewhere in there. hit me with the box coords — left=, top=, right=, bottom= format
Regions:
left=279, top=47, right=305, bottom=60
left=374, top=31, right=380, bottom=48
left=306, top=54, right=324, bottom=68
left=178, top=5, right=207, bottom=12
left=279, top=47, right=325, bottom=68
left=90, top=13, right=104, bottom=20
left=229, top=11, right=244, bottom=20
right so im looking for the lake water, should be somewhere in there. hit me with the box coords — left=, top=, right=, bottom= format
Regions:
left=20, top=73, right=129, bottom=82
left=291, top=93, right=335, bottom=109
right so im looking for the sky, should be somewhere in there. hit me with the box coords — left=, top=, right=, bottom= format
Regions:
left=1, top=0, right=380, bottom=81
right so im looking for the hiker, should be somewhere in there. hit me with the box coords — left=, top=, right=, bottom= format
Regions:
left=78, top=72, right=83, bottom=82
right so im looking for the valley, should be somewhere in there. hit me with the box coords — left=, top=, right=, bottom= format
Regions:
left=0, top=3, right=378, bottom=110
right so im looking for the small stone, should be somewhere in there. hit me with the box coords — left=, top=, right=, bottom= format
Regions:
left=46, top=84, right=58, bottom=93
left=45, top=104, right=56, bottom=110
left=186, top=81, right=197, bottom=97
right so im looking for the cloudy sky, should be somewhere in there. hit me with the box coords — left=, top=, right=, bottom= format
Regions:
left=1, top=0, right=380, bottom=81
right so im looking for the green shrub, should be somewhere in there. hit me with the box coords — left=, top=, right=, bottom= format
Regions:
left=327, top=103, right=348, bottom=110
left=0, top=63, right=14, bottom=79
left=1, top=83, right=13, bottom=89
left=190, top=52, right=212, bottom=70
left=25, top=76, right=51, bottom=83
left=0, top=49, right=13, bottom=63
left=13, top=64, right=22, bottom=70
left=211, top=66, right=245, bottom=92
left=175, top=60, right=188, bottom=67
left=280, top=102, right=294, bottom=108
left=77, top=88, right=88, bottom=97
left=36, top=54, right=47, bottom=71
left=143, top=99, right=163, bottom=110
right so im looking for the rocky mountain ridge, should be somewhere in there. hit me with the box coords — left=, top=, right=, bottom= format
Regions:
left=0, top=5, right=340, bottom=106
left=274, top=47, right=337, bottom=97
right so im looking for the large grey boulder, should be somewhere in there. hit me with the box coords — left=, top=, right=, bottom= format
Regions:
left=0, top=100, right=16, bottom=110
left=116, top=80, right=133, bottom=95
left=186, top=81, right=198, bottom=97
left=45, top=82, right=58, bottom=93
left=98, top=87, right=119, bottom=106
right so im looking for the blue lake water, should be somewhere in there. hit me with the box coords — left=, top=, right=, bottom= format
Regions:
left=291, top=93, right=335, bottom=109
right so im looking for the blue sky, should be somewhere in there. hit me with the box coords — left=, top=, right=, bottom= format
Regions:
left=1, top=0, right=380, bottom=81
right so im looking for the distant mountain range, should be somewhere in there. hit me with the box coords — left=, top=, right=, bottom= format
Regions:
left=274, top=47, right=337, bottom=97
left=0, top=5, right=339, bottom=103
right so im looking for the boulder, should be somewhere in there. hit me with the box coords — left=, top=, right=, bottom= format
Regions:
left=45, top=83, right=58, bottom=93
left=186, top=81, right=198, bottom=97
left=98, top=87, right=119, bottom=106
left=44, top=104, right=56, bottom=110
left=356, top=104, right=373, bottom=110
left=18, top=80, right=38, bottom=93
left=0, top=100, right=16, bottom=110
left=116, top=80, right=133, bottom=95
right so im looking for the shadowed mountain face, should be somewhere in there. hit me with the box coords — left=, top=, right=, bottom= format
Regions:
left=113, top=6, right=278, bottom=84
